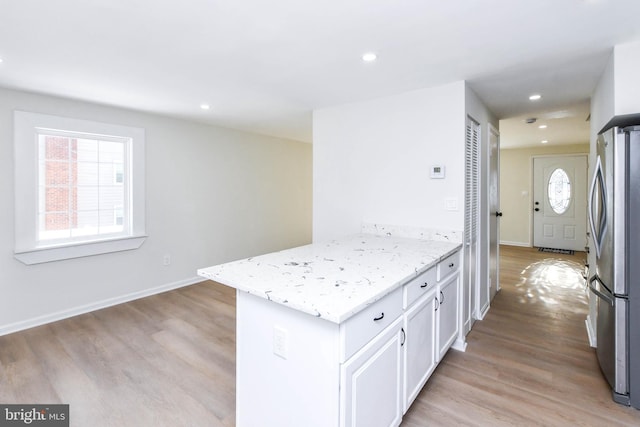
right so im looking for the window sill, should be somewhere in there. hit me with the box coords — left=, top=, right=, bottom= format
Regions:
left=14, top=235, right=147, bottom=265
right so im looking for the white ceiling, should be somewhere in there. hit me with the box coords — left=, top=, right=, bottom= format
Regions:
left=1, top=0, right=639, bottom=145
left=499, top=101, right=592, bottom=149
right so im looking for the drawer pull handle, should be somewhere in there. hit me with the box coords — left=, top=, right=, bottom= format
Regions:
left=449, top=263, right=454, bottom=268
left=401, top=327, right=406, bottom=346
left=440, top=291, right=444, bottom=304
left=373, top=313, right=384, bottom=321
left=435, top=297, right=439, bottom=311
left=420, top=282, right=429, bottom=288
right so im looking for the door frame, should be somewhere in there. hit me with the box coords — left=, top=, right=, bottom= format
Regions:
left=529, top=153, right=589, bottom=249
left=487, top=123, right=500, bottom=301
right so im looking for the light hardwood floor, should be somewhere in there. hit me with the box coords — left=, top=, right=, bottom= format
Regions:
left=1, top=246, right=639, bottom=426
left=403, top=245, right=640, bottom=426
left=0, top=282, right=237, bottom=426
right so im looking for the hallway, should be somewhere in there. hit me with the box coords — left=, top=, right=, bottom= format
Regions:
left=402, top=245, right=640, bottom=426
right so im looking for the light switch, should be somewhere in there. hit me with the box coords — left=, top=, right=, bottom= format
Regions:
left=445, top=197, right=458, bottom=211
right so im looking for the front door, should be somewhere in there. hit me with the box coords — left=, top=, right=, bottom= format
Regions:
left=533, top=155, right=588, bottom=251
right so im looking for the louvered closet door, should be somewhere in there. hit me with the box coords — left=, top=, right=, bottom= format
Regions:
left=464, top=116, right=480, bottom=331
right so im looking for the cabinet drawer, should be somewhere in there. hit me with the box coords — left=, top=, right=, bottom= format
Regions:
left=403, top=266, right=437, bottom=309
left=437, top=251, right=460, bottom=281
left=340, top=287, right=403, bottom=362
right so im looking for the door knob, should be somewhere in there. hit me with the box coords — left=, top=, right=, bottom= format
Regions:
left=535, top=201, right=539, bottom=205
left=534, top=208, right=540, bottom=212
left=496, top=212, right=503, bottom=217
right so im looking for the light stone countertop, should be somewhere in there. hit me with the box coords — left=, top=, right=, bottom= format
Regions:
left=197, top=233, right=461, bottom=324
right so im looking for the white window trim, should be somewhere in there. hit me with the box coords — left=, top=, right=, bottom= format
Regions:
left=14, top=111, right=147, bottom=265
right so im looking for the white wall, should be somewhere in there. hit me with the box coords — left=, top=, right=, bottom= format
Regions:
left=591, top=50, right=615, bottom=135
left=312, top=81, right=467, bottom=241
left=0, top=87, right=312, bottom=335
left=592, top=40, right=640, bottom=133
left=613, top=40, right=640, bottom=117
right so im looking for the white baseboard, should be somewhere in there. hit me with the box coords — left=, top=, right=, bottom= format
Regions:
left=0, top=276, right=203, bottom=337
left=585, top=315, right=597, bottom=348
left=452, top=337, right=467, bottom=352
left=475, top=303, right=490, bottom=321
left=499, top=240, right=530, bottom=247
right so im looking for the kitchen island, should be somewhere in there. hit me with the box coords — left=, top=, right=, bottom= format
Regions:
left=198, top=233, right=463, bottom=427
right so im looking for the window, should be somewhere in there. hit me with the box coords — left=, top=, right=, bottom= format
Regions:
left=548, top=168, right=572, bottom=214
left=14, top=111, right=146, bottom=264
left=38, top=132, right=127, bottom=242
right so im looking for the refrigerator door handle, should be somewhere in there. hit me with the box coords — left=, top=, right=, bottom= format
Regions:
left=589, top=275, right=614, bottom=306
left=588, top=155, right=607, bottom=258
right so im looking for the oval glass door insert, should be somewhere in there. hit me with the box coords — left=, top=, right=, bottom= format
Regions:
left=548, top=168, right=572, bottom=214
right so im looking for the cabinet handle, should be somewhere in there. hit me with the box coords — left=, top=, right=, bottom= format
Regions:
left=401, top=327, right=406, bottom=346
left=420, top=282, right=429, bottom=288
left=435, top=297, right=439, bottom=311
left=440, top=291, right=444, bottom=304
left=373, top=313, right=384, bottom=321
left=448, top=263, right=454, bottom=268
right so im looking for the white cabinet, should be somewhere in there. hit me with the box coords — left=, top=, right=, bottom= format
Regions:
left=403, top=286, right=438, bottom=412
left=437, top=274, right=459, bottom=360
left=437, top=250, right=461, bottom=360
left=403, top=249, right=461, bottom=412
left=341, top=317, right=404, bottom=427
left=342, top=247, right=462, bottom=426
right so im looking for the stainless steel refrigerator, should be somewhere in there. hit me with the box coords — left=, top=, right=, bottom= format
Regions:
left=588, top=119, right=640, bottom=409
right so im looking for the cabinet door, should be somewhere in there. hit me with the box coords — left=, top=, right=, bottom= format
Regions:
left=437, top=274, right=460, bottom=361
left=341, top=317, right=403, bottom=427
left=403, top=288, right=438, bottom=413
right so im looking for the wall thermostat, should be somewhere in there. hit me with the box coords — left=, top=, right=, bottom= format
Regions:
left=430, top=165, right=445, bottom=179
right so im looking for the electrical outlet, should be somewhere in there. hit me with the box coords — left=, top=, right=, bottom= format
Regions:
left=273, top=326, right=289, bottom=359
left=163, top=254, right=171, bottom=266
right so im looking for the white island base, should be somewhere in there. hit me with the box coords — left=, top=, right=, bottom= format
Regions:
left=237, top=290, right=345, bottom=427
left=235, top=261, right=463, bottom=427
left=198, top=235, right=464, bottom=427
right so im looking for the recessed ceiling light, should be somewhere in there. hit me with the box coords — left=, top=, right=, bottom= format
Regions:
left=362, top=52, right=377, bottom=62
left=538, top=125, right=547, bottom=129
left=529, top=94, right=542, bottom=101
left=200, top=104, right=210, bottom=110
left=541, top=140, right=549, bottom=144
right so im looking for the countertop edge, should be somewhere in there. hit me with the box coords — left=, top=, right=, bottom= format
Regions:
left=332, top=243, right=461, bottom=323
left=197, top=242, right=462, bottom=324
